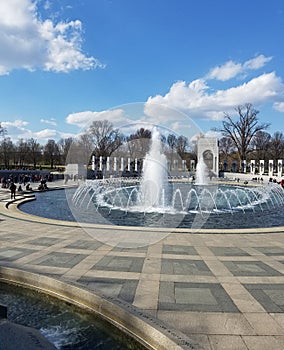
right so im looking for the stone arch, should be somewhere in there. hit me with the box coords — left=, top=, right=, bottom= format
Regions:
left=197, top=137, right=219, bottom=176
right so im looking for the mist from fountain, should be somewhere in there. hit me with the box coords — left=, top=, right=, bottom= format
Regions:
left=138, top=128, right=169, bottom=208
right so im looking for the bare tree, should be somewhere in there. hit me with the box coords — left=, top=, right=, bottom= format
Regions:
left=176, top=135, right=189, bottom=159
left=88, top=120, right=123, bottom=157
left=126, top=128, right=152, bottom=158
left=0, top=123, right=7, bottom=137
left=269, top=132, right=284, bottom=162
left=67, top=136, right=93, bottom=165
left=219, top=137, right=235, bottom=157
left=166, top=134, right=177, bottom=170
left=0, top=137, right=14, bottom=168
left=57, top=137, right=75, bottom=165
left=44, top=139, right=60, bottom=169
left=167, top=134, right=177, bottom=150
left=16, top=139, right=29, bottom=167
left=251, top=131, right=271, bottom=161
left=217, top=103, right=270, bottom=164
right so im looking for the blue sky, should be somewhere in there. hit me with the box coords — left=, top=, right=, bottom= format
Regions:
left=1, top=0, right=284, bottom=144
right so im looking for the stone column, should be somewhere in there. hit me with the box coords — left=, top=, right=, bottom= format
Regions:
left=259, top=160, right=265, bottom=176
left=113, top=157, right=117, bottom=171
left=250, top=160, right=255, bottom=175
left=120, top=157, right=124, bottom=171
left=106, top=157, right=110, bottom=172
left=91, top=155, right=95, bottom=171
left=134, top=158, right=138, bottom=172
left=127, top=158, right=131, bottom=172
left=278, top=159, right=283, bottom=178
left=269, top=160, right=274, bottom=177
left=99, top=156, right=103, bottom=171
left=242, top=160, right=246, bottom=173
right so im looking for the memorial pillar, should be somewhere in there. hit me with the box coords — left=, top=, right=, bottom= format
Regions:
left=91, top=155, right=95, bottom=171
left=278, top=159, right=283, bottom=178
left=113, top=157, right=117, bottom=171
left=250, top=160, right=255, bottom=175
left=259, top=160, right=264, bottom=176
left=269, top=160, right=274, bottom=177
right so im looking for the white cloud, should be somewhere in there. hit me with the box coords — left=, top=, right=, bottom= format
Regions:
left=34, top=128, right=58, bottom=139
left=62, top=55, right=284, bottom=138
left=145, top=72, right=284, bottom=121
left=3, top=119, right=29, bottom=128
left=0, top=0, right=104, bottom=75
left=207, top=54, right=273, bottom=81
left=244, top=55, right=272, bottom=70
left=212, top=72, right=283, bottom=106
left=1, top=119, right=75, bottom=143
left=40, top=118, right=57, bottom=126
left=2, top=119, right=34, bottom=140
left=207, top=61, right=242, bottom=81
left=274, top=102, right=284, bottom=112
left=66, top=109, right=130, bottom=128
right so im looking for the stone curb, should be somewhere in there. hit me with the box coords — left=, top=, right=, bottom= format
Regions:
left=0, top=267, right=200, bottom=350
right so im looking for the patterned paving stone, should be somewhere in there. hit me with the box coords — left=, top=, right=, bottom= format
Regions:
left=162, top=244, right=198, bottom=255
left=112, top=246, right=148, bottom=252
left=92, top=256, right=145, bottom=273
left=159, top=281, right=239, bottom=312
left=209, top=247, right=250, bottom=256
left=253, top=247, right=284, bottom=256
left=26, top=237, right=63, bottom=246
left=0, top=233, right=28, bottom=241
left=30, top=252, right=87, bottom=268
left=243, top=284, right=284, bottom=312
left=223, top=261, right=283, bottom=276
left=161, top=258, right=213, bottom=275
left=65, top=239, right=103, bottom=250
left=0, top=248, right=36, bottom=261
left=78, top=277, right=138, bottom=303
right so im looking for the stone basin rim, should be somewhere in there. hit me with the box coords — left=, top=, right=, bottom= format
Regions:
left=0, top=266, right=194, bottom=350
left=5, top=195, right=284, bottom=234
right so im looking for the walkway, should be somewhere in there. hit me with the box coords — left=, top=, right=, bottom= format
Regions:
left=1, top=181, right=284, bottom=349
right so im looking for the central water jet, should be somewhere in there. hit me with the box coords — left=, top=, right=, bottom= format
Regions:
left=138, top=128, right=169, bottom=208
left=195, top=156, right=209, bottom=185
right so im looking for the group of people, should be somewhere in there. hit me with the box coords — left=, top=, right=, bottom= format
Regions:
left=251, top=177, right=264, bottom=183
left=9, top=182, right=33, bottom=199
left=8, top=177, right=49, bottom=199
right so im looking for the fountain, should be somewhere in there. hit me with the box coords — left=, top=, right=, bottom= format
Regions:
left=138, top=127, right=169, bottom=208
left=63, top=128, right=284, bottom=229
left=20, top=128, right=284, bottom=230
left=195, top=156, right=209, bottom=185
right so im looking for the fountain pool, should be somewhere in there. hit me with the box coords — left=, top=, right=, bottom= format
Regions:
left=0, top=281, right=145, bottom=350
left=19, top=180, right=284, bottom=230
left=19, top=128, right=284, bottom=230
left=68, top=128, right=284, bottom=230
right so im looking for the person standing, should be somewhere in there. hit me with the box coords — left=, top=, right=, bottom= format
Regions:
left=10, top=182, right=16, bottom=199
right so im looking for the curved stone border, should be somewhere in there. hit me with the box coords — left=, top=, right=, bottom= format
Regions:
left=0, top=267, right=198, bottom=350
left=3, top=194, right=284, bottom=234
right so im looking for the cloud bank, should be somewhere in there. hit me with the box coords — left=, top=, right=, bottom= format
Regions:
left=145, top=55, right=284, bottom=121
left=0, top=0, right=104, bottom=75
left=66, top=54, right=284, bottom=140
